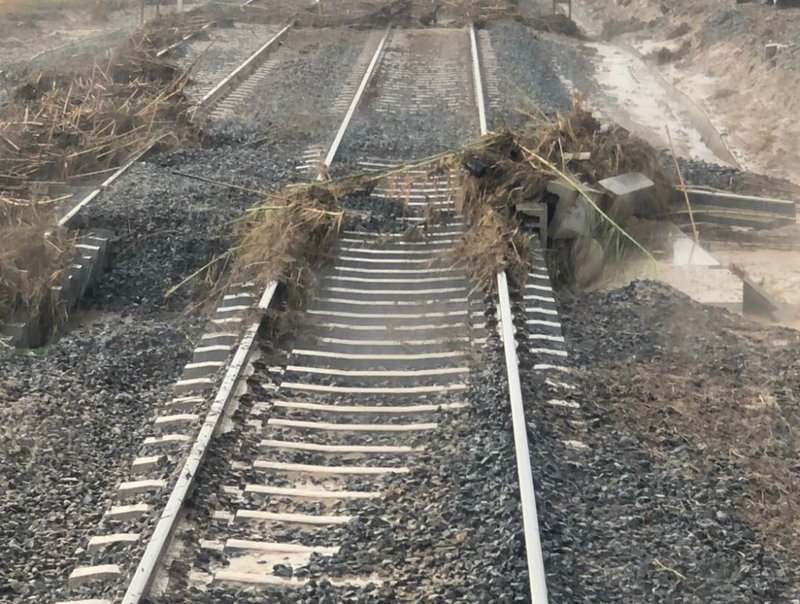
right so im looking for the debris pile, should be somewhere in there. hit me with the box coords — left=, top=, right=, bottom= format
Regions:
left=203, top=106, right=675, bottom=307
left=1, top=50, right=195, bottom=192
left=457, top=105, right=674, bottom=288
left=184, top=182, right=349, bottom=313
left=296, top=0, right=520, bottom=29
left=0, top=18, right=207, bottom=334
left=242, top=0, right=579, bottom=33
left=0, top=197, right=74, bottom=335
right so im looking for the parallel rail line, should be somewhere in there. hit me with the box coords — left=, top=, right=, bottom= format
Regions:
left=57, top=21, right=557, bottom=604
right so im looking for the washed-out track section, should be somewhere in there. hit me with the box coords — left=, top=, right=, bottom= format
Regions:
left=55, top=21, right=555, bottom=603
left=52, top=21, right=382, bottom=603
left=178, top=168, right=488, bottom=596
left=51, top=19, right=315, bottom=604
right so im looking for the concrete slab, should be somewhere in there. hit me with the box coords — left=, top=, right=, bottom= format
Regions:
left=598, top=172, right=654, bottom=198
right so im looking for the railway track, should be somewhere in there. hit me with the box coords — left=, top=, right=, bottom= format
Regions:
left=57, top=22, right=556, bottom=604
left=0, top=12, right=299, bottom=346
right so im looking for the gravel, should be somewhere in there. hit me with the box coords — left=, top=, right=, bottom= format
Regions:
left=0, top=318, right=197, bottom=604
left=209, top=27, right=371, bottom=148
left=174, top=23, right=287, bottom=103
left=153, top=330, right=532, bottom=602
left=675, top=157, right=800, bottom=200
left=0, top=23, right=375, bottom=604
left=484, top=20, right=582, bottom=128
left=335, top=29, right=479, bottom=170
left=10, top=12, right=795, bottom=603
left=522, top=279, right=800, bottom=602
left=77, top=26, right=370, bottom=315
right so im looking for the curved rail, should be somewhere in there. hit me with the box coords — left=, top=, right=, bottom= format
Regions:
left=469, top=22, right=549, bottom=603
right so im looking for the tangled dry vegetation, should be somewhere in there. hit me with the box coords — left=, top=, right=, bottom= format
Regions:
left=0, top=16, right=208, bottom=335
left=241, top=0, right=579, bottom=33
left=0, top=196, right=74, bottom=332
left=204, top=105, right=675, bottom=313
left=253, top=0, right=517, bottom=29
left=178, top=180, right=358, bottom=319
left=454, top=105, right=673, bottom=289
left=223, top=185, right=346, bottom=307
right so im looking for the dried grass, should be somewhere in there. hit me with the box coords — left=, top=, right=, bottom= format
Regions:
left=453, top=103, right=673, bottom=289
left=0, top=196, right=74, bottom=329
left=0, top=18, right=206, bottom=333
left=228, top=185, right=345, bottom=305
left=242, top=0, right=572, bottom=32
left=170, top=181, right=364, bottom=313
left=449, top=140, right=530, bottom=289
left=0, top=49, right=197, bottom=191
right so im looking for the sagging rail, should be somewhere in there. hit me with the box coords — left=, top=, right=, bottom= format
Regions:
left=59, top=22, right=553, bottom=604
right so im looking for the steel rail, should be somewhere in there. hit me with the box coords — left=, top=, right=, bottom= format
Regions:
left=59, top=22, right=291, bottom=228
left=121, top=282, right=277, bottom=604
left=322, top=27, right=391, bottom=172
left=155, top=20, right=216, bottom=59
left=120, top=29, right=387, bottom=602
left=469, top=22, right=549, bottom=603
left=468, top=24, right=488, bottom=137
left=198, top=22, right=292, bottom=109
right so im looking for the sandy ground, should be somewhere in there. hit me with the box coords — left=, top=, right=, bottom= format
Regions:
left=710, top=240, right=800, bottom=329
left=583, top=40, right=721, bottom=161
left=598, top=225, right=800, bottom=330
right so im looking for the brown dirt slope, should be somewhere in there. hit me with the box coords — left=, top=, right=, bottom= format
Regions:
left=575, top=0, right=800, bottom=186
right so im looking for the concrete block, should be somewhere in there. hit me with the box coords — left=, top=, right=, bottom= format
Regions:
left=598, top=172, right=654, bottom=197
left=104, top=504, right=151, bottom=522
left=174, top=376, right=216, bottom=396
left=742, top=277, right=782, bottom=318
left=182, top=361, right=225, bottom=380
left=765, top=43, right=778, bottom=68
left=117, top=479, right=166, bottom=499
left=142, top=434, right=192, bottom=449
left=153, top=413, right=200, bottom=431
left=87, top=533, right=139, bottom=553
left=193, top=344, right=234, bottom=363
left=215, top=305, right=250, bottom=318
left=551, top=196, right=593, bottom=240
left=571, top=236, right=605, bottom=288
left=517, top=202, right=548, bottom=240
left=131, top=455, right=164, bottom=473
left=199, top=331, right=239, bottom=347
left=546, top=179, right=578, bottom=205
left=166, top=395, right=206, bottom=411
left=598, top=172, right=656, bottom=223
left=546, top=179, right=604, bottom=240
left=68, top=564, right=121, bottom=589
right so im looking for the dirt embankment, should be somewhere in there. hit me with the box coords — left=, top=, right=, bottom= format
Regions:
left=573, top=0, right=800, bottom=187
